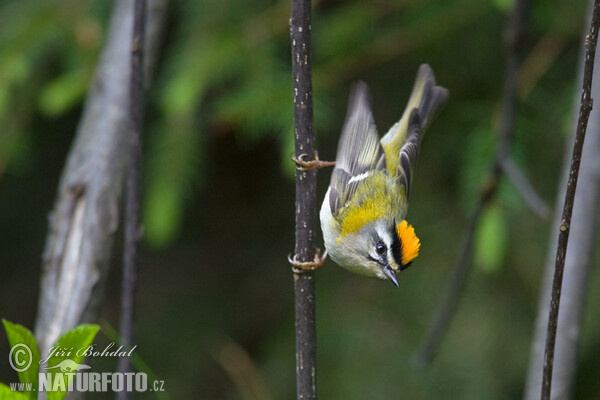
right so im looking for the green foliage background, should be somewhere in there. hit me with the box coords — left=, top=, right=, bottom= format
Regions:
left=1, top=0, right=599, bottom=399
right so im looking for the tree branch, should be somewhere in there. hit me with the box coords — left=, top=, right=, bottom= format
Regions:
left=523, top=7, right=600, bottom=398
left=290, top=0, right=319, bottom=398
left=500, top=156, right=550, bottom=219
left=413, top=199, right=485, bottom=367
left=414, top=0, right=531, bottom=367
left=116, top=0, right=146, bottom=395
left=34, top=0, right=167, bottom=358
left=540, top=1, right=600, bottom=398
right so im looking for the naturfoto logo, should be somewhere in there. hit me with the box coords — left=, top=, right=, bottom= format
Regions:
left=2, top=321, right=165, bottom=397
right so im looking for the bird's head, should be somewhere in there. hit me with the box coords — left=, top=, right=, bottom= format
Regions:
left=334, top=218, right=420, bottom=286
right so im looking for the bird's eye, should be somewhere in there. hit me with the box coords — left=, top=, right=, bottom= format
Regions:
left=376, top=242, right=386, bottom=255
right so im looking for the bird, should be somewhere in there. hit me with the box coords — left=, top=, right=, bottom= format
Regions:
left=319, top=64, right=448, bottom=287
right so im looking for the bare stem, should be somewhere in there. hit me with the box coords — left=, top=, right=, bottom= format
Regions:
left=414, top=0, right=531, bottom=367
left=540, top=2, right=600, bottom=398
left=500, top=157, right=550, bottom=219
left=413, top=200, right=485, bottom=367
left=290, top=0, right=318, bottom=398
left=117, top=0, right=145, bottom=394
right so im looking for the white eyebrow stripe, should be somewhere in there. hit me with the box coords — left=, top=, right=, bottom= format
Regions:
left=348, top=172, right=370, bottom=184
left=374, top=225, right=400, bottom=269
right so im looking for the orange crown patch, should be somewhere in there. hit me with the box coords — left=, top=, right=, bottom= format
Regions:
left=396, top=220, right=420, bottom=265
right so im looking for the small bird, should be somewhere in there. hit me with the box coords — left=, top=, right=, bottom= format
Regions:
left=320, top=64, right=448, bottom=286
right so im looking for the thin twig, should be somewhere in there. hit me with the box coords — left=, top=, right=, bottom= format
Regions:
left=413, top=199, right=485, bottom=367
left=500, top=156, right=550, bottom=219
left=540, top=2, right=600, bottom=398
left=523, top=2, right=600, bottom=396
left=290, top=0, right=319, bottom=398
left=414, top=0, right=531, bottom=367
left=117, top=0, right=145, bottom=395
left=212, top=338, right=274, bottom=400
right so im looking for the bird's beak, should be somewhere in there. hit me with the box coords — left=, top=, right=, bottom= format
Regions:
left=382, top=265, right=399, bottom=287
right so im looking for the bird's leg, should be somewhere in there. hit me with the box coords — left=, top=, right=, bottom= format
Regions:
left=291, top=152, right=336, bottom=171
left=288, top=249, right=328, bottom=273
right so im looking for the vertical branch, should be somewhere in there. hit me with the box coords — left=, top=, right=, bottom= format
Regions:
left=541, top=2, right=600, bottom=399
left=523, top=2, right=600, bottom=398
left=34, top=0, right=167, bottom=358
left=117, top=0, right=145, bottom=392
left=290, top=0, right=318, bottom=399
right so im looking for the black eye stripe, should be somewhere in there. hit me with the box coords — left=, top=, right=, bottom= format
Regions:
left=390, top=223, right=403, bottom=268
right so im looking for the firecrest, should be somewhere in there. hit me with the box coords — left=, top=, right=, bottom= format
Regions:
left=320, top=64, right=448, bottom=286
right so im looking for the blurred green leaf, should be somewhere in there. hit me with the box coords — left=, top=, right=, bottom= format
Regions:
left=38, top=68, right=90, bottom=116
left=460, top=124, right=495, bottom=210
left=161, top=33, right=242, bottom=116
left=144, top=180, right=185, bottom=248
left=314, top=2, right=378, bottom=63
left=492, top=0, right=514, bottom=12
left=0, top=54, right=29, bottom=85
left=474, top=204, right=508, bottom=273
left=215, top=73, right=292, bottom=141
left=143, top=121, right=201, bottom=248
left=2, top=319, right=39, bottom=398
left=45, top=324, right=99, bottom=400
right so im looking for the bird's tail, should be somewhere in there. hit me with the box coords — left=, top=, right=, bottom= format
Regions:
left=380, top=64, right=448, bottom=173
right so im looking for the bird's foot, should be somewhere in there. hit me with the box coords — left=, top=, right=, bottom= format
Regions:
left=291, top=153, right=335, bottom=171
left=288, top=249, right=328, bottom=273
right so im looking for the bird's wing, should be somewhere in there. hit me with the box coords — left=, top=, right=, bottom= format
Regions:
left=328, top=81, right=386, bottom=216
left=396, top=109, right=421, bottom=199
left=381, top=64, right=448, bottom=197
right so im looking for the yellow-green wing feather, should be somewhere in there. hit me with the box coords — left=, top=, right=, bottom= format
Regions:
left=328, top=81, right=386, bottom=216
